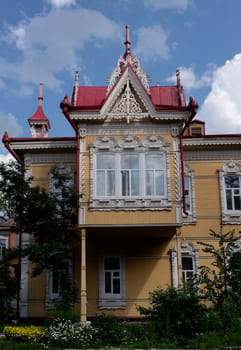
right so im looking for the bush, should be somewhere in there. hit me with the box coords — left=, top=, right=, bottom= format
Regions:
left=138, top=285, right=210, bottom=338
left=44, top=317, right=97, bottom=348
left=3, top=325, right=44, bottom=343
left=91, top=314, right=121, bottom=345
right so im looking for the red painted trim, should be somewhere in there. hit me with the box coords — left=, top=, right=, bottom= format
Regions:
left=2, top=132, right=23, bottom=164
left=60, top=98, right=80, bottom=204
left=180, top=96, right=198, bottom=215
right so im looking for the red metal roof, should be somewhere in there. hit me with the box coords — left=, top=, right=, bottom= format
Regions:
left=73, top=85, right=185, bottom=110
left=28, top=105, right=49, bottom=122
left=75, top=86, right=107, bottom=108
left=150, top=86, right=184, bottom=108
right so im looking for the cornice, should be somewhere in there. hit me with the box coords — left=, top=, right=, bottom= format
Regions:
left=69, top=110, right=189, bottom=122
left=183, top=137, right=241, bottom=147
left=10, top=139, right=76, bottom=151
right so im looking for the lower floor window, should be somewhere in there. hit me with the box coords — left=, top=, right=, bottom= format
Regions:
left=182, top=256, right=194, bottom=284
left=99, top=256, right=125, bottom=309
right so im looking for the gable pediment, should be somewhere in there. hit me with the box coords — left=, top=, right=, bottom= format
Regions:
left=100, top=66, right=156, bottom=123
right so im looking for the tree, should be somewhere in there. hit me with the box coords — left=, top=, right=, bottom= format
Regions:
left=198, top=229, right=241, bottom=308
left=0, top=161, right=80, bottom=315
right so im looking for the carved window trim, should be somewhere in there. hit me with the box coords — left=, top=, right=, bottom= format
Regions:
left=219, top=161, right=241, bottom=224
left=89, top=135, right=171, bottom=210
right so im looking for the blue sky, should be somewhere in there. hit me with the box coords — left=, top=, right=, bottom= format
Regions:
left=1, top=0, right=241, bottom=161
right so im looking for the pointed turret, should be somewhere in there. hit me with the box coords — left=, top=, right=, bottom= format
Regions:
left=28, top=81, right=51, bottom=138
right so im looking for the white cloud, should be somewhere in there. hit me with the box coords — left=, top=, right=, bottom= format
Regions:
left=0, top=9, right=121, bottom=91
left=134, top=25, right=170, bottom=62
left=165, top=64, right=215, bottom=92
left=0, top=153, right=13, bottom=163
left=0, top=112, right=23, bottom=159
left=143, top=0, right=192, bottom=12
left=0, top=112, right=23, bottom=138
left=46, top=0, right=76, bottom=8
left=198, top=54, right=241, bottom=134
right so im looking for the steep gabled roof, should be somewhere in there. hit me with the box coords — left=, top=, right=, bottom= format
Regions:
left=67, top=25, right=187, bottom=114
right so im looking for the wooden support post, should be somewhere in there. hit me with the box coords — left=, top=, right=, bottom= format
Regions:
left=80, top=228, right=87, bottom=322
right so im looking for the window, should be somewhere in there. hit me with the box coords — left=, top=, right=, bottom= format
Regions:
left=182, top=256, right=194, bottom=284
left=121, top=154, right=139, bottom=196
left=95, top=152, right=166, bottom=198
left=91, top=135, right=170, bottom=210
left=184, top=175, right=192, bottom=213
left=96, top=154, right=115, bottom=196
left=104, top=257, right=121, bottom=295
left=99, top=256, right=125, bottom=309
left=145, top=153, right=165, bottom=196
left=224, top=175, right=241, bottom=210
left=183, top=165, right=196, bottom=222
left=220, top=162, right=241, bottom=224
left=170, top=242, right=198, bottom=288
left=0, top=236, right=8, bottom=260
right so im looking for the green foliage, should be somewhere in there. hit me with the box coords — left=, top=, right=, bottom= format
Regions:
left=138, top=285, right=210, bottom=338
left=0, top=258, right=19, bottom=324
left=198, top=229, right=241, bottom=309
left=0, top=161, right=81, bottom=312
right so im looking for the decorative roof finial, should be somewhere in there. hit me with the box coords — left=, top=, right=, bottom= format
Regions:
left=38, top=81, right=43, bottom=107
left=176, top=69, right=181, bottom=87
left=124, top=24, right=131, bottom=58
left=75, top=70, right=79, bottom=87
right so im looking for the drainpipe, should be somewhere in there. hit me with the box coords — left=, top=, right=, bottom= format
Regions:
left=179, top=97, right=198, bottom=215
left=2, top=132, right=23, bottom=164
left=60, top=98, right=80, bottom=196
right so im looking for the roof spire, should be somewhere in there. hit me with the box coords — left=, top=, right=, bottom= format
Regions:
left=38, top=81, right=43, bottom=107
left=28, top=81, right=50, bottom=138
left=124, top=24, right=131, bottom=58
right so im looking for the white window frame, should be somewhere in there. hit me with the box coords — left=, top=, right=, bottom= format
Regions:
left=220, top=162, right=241, bottom=224
left=170, top=242, right=198, bottom=288
left=90, top=135, right=171, bottom=210
left=99, top=256, right=125, bottom=309
left=0, top=236, right=8, bottom=260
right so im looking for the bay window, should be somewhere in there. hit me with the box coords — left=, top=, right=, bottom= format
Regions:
left=91, top=135, right=171, bottom=210
left=95, top=152, right=166, bottom=198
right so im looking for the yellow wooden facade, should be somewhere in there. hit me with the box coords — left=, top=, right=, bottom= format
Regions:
left=3, top=27, right=241, bottom=320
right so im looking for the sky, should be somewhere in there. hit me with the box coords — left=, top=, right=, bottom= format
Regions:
left=1, top=0, right=241, bottom=161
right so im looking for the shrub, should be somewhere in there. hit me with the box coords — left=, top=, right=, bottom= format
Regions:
left=91, top=314, right=121, bottom=345
left=138, top=285, right=210, bottom=338
left=4, top=325, right=44, bottom=343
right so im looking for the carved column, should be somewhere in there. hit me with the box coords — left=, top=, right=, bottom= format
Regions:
left=80, top=228, right=87, bottom=322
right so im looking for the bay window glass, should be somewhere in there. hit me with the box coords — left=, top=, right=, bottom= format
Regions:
left=121, top=154, right=139, bottom=196
left=145, top=153, right=165, bottom=196
left=96, top=154, right=115, bottom=196
left=95, top=151, right=167, bottom=199
left=224, top=175, right=241, bottom=210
